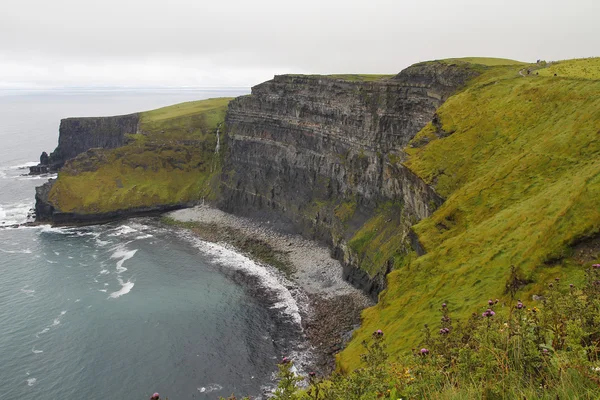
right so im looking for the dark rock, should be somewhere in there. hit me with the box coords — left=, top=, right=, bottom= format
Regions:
left=47, top=113, right=140, bottom=169
left=40, top=151, right=49, bottom=165
left=219, top=62, right=476, bottom=298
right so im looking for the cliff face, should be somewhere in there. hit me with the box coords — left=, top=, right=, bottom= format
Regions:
left=221, top=63, right=478, bottom=296
left=41, top=114, right=140, bottom=171
left=34, top=99, right=231, bottom=223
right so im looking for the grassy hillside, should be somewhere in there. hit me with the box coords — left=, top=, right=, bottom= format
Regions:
left=444, top=57, right=527, bottom=66
left=339, top=57, right=600, bottom=369
left=48, top=98, right=231, bottom=214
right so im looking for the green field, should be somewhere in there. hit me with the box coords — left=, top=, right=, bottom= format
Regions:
left=48, top=98, right=231, bottom=214
left=339, top=57, right=600, bottom=368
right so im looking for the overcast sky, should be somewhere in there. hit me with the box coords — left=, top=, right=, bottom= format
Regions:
left=0, top=0, right=597, bottom=88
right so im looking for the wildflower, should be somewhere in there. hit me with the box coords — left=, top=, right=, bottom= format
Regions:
left=592, top=264, right=600, bottom=269
left=488, top=299, right=494, bottom=306
left=555, top=277, right=560, bottom=282
left=282, top=357, right=290, bottom=364
left=482, top=309, right=496, bottom=317
left=495, top=299, right=499, bottom=304
left=516, top=301, right=524, bottom=310
left=439, top=328, right=450, bottom=335
left=570, top=284, right=574, bottom=288
left=542, top=349, right=549, bottom=355
left=549, top=283, right=554, bottom=288
left=420, top=348, right=430, bottom=355
left=373, top=329, right=384, bottom=338
left=309, top=372, right=316, bottom=378
left=441, top=303, right=447, bottom=308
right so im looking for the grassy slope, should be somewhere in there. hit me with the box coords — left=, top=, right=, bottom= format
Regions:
left=444, top=57, right=527, bottom=66
left=48, top=98, right=231, bottom=214
left=338, top=57, right=600, bottom=369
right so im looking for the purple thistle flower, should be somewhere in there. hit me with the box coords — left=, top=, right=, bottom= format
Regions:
left=516, top=301, right=524, bottom=310
left=488, top=299, right=494, bottom=306
left=309, top=372, right=316, bottom=377
left=555, top=277, right=560, bottom=282
left=282, top=357, right=290, bottom=364
left=420, top=348, right=430, bottom=355
left=542, top=349, right=549, bottom=354
left=441, top=303, right=447, bottom=308
left=570, top=284, right=574, bottom=288
left=482, top=309, right=496, bottom=317
left=592, top=264, right=600, bottom=269
left=495, top=299, right=499, bottom=304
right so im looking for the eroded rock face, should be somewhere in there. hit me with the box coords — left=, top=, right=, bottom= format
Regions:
left=30, top=113, right=140, bottom=174
left=221, top=63, right=477, bottom=297
left=49, top=114, right=140, bottom=168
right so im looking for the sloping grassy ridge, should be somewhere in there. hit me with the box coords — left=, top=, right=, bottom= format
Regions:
left=48, top=98, right=231, bottom=214
left=339, top=58, right=600, bottom=369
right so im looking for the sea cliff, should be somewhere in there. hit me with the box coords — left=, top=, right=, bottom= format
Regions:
left=32, top=57, right=600, bottom=375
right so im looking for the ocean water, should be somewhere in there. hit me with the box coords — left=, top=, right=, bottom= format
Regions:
left=0, top=88, right=303, bottom=399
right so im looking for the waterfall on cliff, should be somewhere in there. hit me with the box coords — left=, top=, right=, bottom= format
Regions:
left=215, top=127, right=221, bottom=154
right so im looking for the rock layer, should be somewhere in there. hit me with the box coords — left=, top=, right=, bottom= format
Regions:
left=220, top=63, right=478, bottom=297
left=30, top=113, right=140, bottom=173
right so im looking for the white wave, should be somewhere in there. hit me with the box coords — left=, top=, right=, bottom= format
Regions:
left=135, top=234, right=153, bottom=240
left=46, top=259, right=58, bottom=264
left=26, top=378, right=37, bottom=386
left=108, top=225, right=138, bottom=237
left=20, top=287, right=35, bottom=296
left=36, top=328, right=49, bottom=337
left=52, top=318, right=60, bottom=326
left=110, top=247, right=138, bottom=273
left=0, top=202, right=33, bottom=225
left=60, top=310, right=66, bottom=315
left=190, top=239, right=302, bottom=325
left=95, top=238, right=111, bottom=247
left=99, top=269, right=109, bottom=275
left=16, top=173, right=57, bottom=180
left=74, top=299, right=80, bottom=302
left=54, top=251, right=60, bottom=255
left=109, top=278, right=134, bottom=298
left=99, top=289, right=108, bottom=293
left=1, top=248, right=32, bottom=254
left=31, top=347, right=43, bottom=354
left=7, top=162, right=38, bottom=170
left=198, top=384, right=223, bottom=393
left=40, top=225, right=72, bottom=234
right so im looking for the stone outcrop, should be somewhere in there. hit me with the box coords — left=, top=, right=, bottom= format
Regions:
left=220, top=62, right=478, bottom=297
left=30, top=113, right=140, bottom=174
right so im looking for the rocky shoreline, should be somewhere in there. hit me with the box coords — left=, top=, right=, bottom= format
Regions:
left=165, top=205, right=374, bottom=374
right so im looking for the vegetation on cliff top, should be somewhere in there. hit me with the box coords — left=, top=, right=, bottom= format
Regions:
left=48, top=98, right=231, bottom=214
left=339, top=57, right=600, bottom=369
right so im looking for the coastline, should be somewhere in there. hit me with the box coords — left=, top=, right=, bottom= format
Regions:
left=163, top=205, right=374, bottom=374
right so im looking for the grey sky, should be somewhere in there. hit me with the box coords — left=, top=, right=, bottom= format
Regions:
left=1, top=0, right=598, bottom=88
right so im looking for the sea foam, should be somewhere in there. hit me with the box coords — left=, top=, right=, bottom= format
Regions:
left=110, top=246, right=138, bottom=273
left=109, top=278, right=134, bottom=298
left=189, top=239, right=302, bottom=325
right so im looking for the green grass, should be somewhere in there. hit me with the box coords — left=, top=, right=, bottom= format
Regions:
left=48, top=98, right=231, bottom=214
left=443, top=57, right=527, bottom=66
left=536, top=57, right=600, bottom=80
left=338, top=57, right=600, bottom=369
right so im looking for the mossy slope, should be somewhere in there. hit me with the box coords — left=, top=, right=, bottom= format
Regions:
left=48, top=98, right=231, bottom=214
left=339, top=57, right=600, bottom=369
